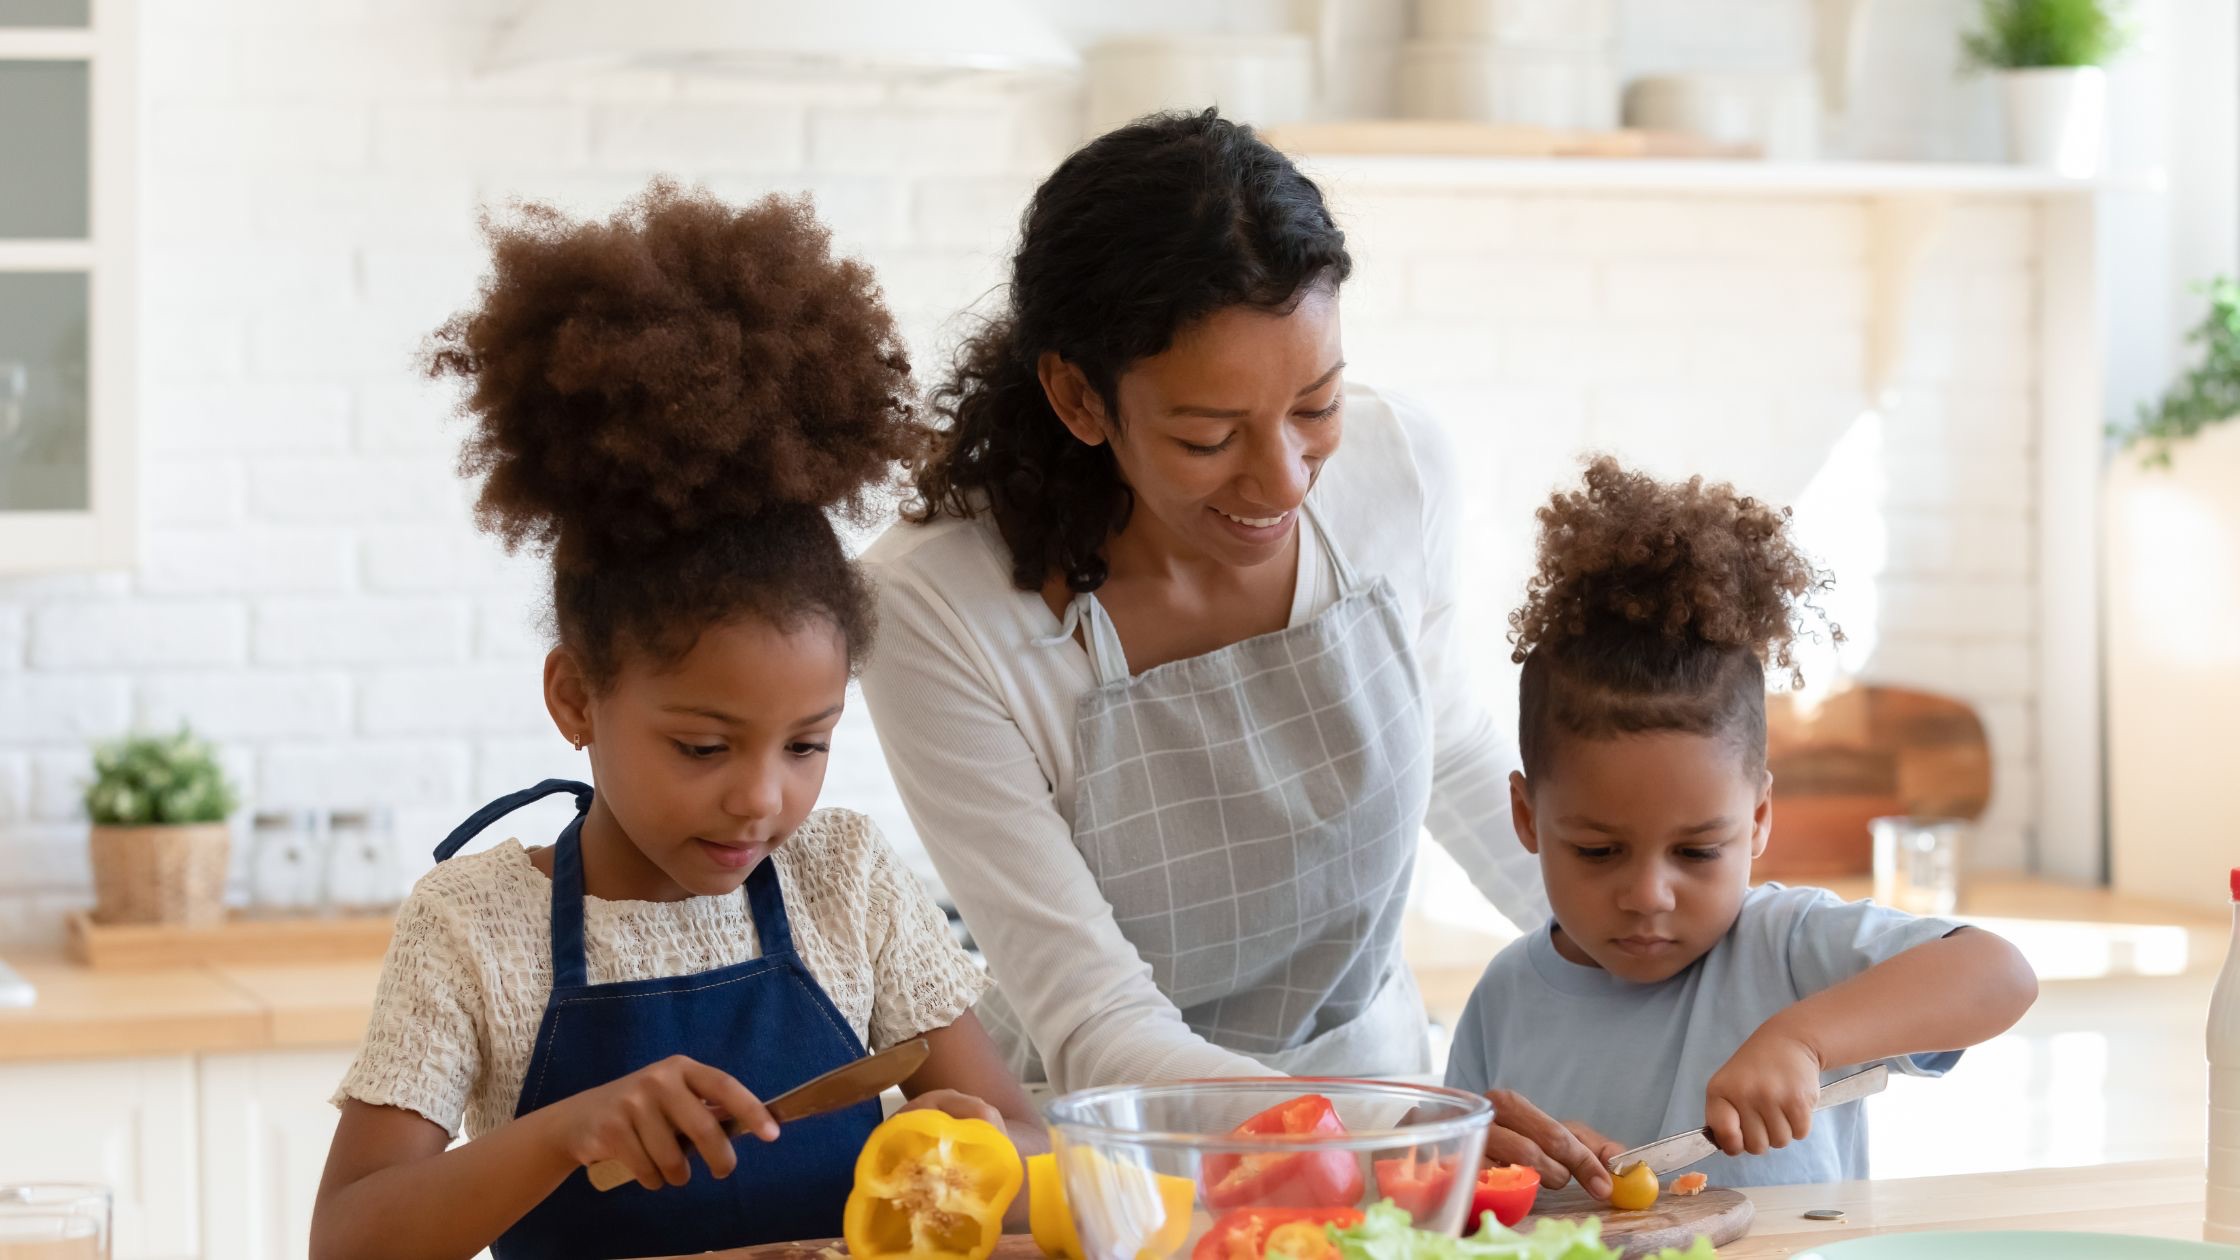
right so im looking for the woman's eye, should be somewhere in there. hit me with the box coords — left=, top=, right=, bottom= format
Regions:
left=1299, top=396, right=1343, bottom=421
left=672, top=741, right=725, bottom=760
left=1181, top=435, right=1234, bottom=456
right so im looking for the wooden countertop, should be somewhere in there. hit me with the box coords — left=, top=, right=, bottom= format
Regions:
left=0, top=948, right=380, bottom=1063
left=645, top=1159, right=2210, bottom=1259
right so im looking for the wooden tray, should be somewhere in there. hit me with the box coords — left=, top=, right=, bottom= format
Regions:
left=66, top=908, right=395, bottom=970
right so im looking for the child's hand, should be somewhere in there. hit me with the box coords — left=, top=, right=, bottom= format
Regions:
left=1703, top=1028, right=1823, bottom=1157
left=898, top=1088, right=1005, bottom=1128
left=541, top=1054, right=778, bottom=1191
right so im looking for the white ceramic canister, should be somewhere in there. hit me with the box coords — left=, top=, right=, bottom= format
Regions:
left=1413, top=0, right=1614, bottom=48
left=1623, top=71, right=1822, bottom=160
left=1396, top=39, right=1617, bottom=129
left=1084, top=35, right=1315, bottom=137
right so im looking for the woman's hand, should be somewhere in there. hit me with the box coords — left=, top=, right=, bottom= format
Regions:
left=1477, top=1089, right=1616, bottom=1200
left=1703, top=1028, right=1823, bottom=1157
left=541, top=1054, right=777, bottom=1191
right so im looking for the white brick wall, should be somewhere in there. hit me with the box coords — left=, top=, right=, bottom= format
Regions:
left=0, top=0, right=2042, bottom=938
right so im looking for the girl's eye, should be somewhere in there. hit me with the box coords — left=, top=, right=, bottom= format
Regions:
left=673, top=741, right=725, bottom=760
left=787, top=741, right=832, bottom=758
left=1181, top=435, right=1234, bottom=456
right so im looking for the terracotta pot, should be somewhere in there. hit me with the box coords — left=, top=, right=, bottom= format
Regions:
left=88, top=822, right=231, bottom=926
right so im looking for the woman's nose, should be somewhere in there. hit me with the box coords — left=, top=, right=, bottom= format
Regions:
left=1241, top=428, right=1313, bottom=508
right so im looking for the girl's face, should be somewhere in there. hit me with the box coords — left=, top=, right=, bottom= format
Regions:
left=1042, top=287, right=1346, bottom=571
left=548, top=614, right=849, bottom=901
left=1510, top=731, right=1773, bottom=983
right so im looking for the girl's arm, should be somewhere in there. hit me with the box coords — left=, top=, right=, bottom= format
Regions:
left=1705, top=927, right=2036, bottom=1156
left=312, top=1057, right=778, bottom=1260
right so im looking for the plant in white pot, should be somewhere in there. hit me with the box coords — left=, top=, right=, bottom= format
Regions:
left=1962, top=0, right=2131, bottom=176
left=2102, top=278, right=2240, bottom=911
left=84, top=728, right=240, bottom=926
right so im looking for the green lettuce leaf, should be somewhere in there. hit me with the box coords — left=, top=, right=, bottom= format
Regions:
left=1320, top=1199, right=1717, bottom=1260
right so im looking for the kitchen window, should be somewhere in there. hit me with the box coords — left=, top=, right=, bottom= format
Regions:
left=0, top=0, right=135, bottom=572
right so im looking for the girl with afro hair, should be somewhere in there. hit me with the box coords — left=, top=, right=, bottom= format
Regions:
left=312, top=184, right=1039, bottom=1260
left=1442, top=457, right=2035, bottom=1193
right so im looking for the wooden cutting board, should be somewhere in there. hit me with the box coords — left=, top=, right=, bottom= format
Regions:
left=663, top=1236, right=1044, bottom=1260
left=1521, top=1185, right=1753, bottom=1258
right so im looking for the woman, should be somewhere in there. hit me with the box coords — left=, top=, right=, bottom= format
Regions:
left=861, top=110, right=1599, bottom=1186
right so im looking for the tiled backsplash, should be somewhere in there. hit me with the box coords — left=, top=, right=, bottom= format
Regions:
left=0, top=0, right=2038, bottom=942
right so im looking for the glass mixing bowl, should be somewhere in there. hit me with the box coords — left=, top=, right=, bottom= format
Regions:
left=1043, top=1078, right=1495, bottom=1260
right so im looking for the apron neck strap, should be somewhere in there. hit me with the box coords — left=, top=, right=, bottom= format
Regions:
left=743, top=858, right=793, bottom=958
left=432, top=778, right=593, bottom=862
left=548, top=808, right=593, bottom=988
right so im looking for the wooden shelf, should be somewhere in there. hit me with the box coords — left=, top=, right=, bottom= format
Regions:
left=1293, top=155, right=2162, bottom=198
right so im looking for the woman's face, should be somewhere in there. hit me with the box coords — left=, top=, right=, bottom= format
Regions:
left=1049, top=287, right=1345, bottom=571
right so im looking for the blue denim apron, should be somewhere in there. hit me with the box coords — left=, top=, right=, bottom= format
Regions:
left=433, top=779, right=880, bottom=1259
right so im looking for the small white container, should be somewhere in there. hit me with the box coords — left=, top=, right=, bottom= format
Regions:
left=1998, top=66, right=2106, bottom=177
left=2206, top=866, right=2240, bottom=1244
left=1084, top=35, right=1314, bottom=137
left=1396, top=39, right=1616, bottom=129
left=1412, top=0, right=1614, bottom=48
left=1624, top=71, right=1821, bottom=160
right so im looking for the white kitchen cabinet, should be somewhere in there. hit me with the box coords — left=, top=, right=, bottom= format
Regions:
left=196, top=1048, right=355, bottom=1260
left=0, top=1054, right=201, bottom=1260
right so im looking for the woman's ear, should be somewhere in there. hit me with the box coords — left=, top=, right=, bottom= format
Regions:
left=544, top=647, right=594, bottom=749
left=1748, top=768, right=1774, bottom=861
left=1036, top=352, right=1111, bottom=448
left=1509, top=770, right=1541, bottom=856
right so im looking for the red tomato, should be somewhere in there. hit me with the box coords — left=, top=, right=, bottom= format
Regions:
left=1201, top=1095, right=1366, bottom=1210
left=1468, top=1164, right=1542, bottom=1230
left=1190, top=1207, right=1365, bottom=1260
left=1371, top=1153, right=1458, bottom=1221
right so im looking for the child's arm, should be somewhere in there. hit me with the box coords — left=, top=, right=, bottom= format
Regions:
left=896, top=1011, right=1048, bottom=1227
left=311, top=1056, right=779, bottom=1260
left=1705, top=926, right=2037, bottom=1157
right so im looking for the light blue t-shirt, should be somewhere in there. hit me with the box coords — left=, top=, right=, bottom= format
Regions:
left=1443, top=883, right=1964, bottom=1187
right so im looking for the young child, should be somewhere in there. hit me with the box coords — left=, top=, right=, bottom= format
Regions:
left=1445, top=457, right=2038, bottom=1193
left=311, top=185, right=1038, bottom=1260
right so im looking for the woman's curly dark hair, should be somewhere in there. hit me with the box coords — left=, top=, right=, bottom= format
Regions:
left=904, top=109, right=1352, bottom=593
left=427, top=180, right=931, bottom=687
left=1511, top=457, right=1839, bottom=777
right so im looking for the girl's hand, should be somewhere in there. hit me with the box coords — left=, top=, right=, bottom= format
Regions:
left=1478, top=1088, right=1616, bottom=1200
left=1704, top=1029, right=1824, bottom=1157
left=541, top=1054, right=777, bottom=1191
left=898, top=1088, right=1005, bottom=1128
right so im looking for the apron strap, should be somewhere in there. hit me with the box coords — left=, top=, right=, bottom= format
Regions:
left=742, top=857, right=794, bottom=958
left=432, top=778, right=594, bottom=862
left=548, top=808, right=593, bottom=988
left=1300, top=499, right=1360, bottom=592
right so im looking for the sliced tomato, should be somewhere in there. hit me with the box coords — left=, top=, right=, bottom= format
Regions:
left=1189, top=1207, right=1364, bottom=1260
left=1200, top=1095, right=1365, bottom=1210
left=1371, top=1152, right=1458, bottom=1221
left=1467, top=1163, right=1541, bottom=1230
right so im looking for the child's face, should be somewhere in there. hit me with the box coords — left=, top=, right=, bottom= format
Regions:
left=554, top=614, right=850, bottom=900
left=1510, top=730, right=1772, bottom=983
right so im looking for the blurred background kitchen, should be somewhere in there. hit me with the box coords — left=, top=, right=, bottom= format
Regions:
left=0, top=1, right=2235, bottom=1256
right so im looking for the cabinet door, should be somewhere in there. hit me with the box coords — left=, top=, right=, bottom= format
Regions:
left=0, top=1055, right=201, bottom=1260
left=196, top=1048, right=356, bottom=1260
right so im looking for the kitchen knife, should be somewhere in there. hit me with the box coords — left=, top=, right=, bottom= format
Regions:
left=587, top=1035, right=931, bottom=1192
left=1604, top=1062, right=1891, bottom=1177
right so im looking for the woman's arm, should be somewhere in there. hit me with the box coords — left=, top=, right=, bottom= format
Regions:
left=1399, top=404, right=1549, bottom=930
left=860, top=564, right=1277, bottom=1093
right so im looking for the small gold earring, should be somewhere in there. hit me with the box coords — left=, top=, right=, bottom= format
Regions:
left=570, top=733, right=586, bottom=750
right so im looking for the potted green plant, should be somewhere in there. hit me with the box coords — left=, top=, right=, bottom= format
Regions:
left=84, top=727, right=240, bottom=926
left=2102, top=278, right=2240, bottom=911
left=1961, top=0, right=2132, bottom=175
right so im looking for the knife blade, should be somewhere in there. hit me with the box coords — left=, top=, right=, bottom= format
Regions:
left=587, top=1036, right=931, bottom=1192
left=1605, top=1062, right=1891, bottom=1176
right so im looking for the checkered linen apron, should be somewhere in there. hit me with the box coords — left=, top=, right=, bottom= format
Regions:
left=981, top=503, right=1434, bottom=1088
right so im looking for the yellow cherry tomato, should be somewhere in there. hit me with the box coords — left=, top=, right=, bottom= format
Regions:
left=1028, top=1150, right=1197, bottom=1260
left=845, top=1111, right=1023, bottom=1260
left=1262, top=1220, right=1339, bottom=1260
left=1608, top=1161, right=1661, bottom=1213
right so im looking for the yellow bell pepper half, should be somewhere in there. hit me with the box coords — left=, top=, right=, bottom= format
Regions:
left=1028, top=1150, right=1197, bottom=1260
left=844, top=1111, right=1024, bottom=1260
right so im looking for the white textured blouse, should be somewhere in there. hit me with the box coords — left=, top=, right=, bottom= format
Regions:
left=333, top=808, right=988, bottom=1140
left=859, top=384, right=1549, bottom=1094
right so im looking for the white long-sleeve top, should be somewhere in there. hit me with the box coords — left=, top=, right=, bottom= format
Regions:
left=859, top=384, right=1547, bottom=1093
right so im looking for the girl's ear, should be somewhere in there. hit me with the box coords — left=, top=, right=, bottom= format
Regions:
left=1748, top=768, right=1774, bottom=861
left=1509, top=770, right=1541, bottom=856
left=1036, top=352, right=1113, bottom=448
left=544, top=647, right=595, bottom=749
